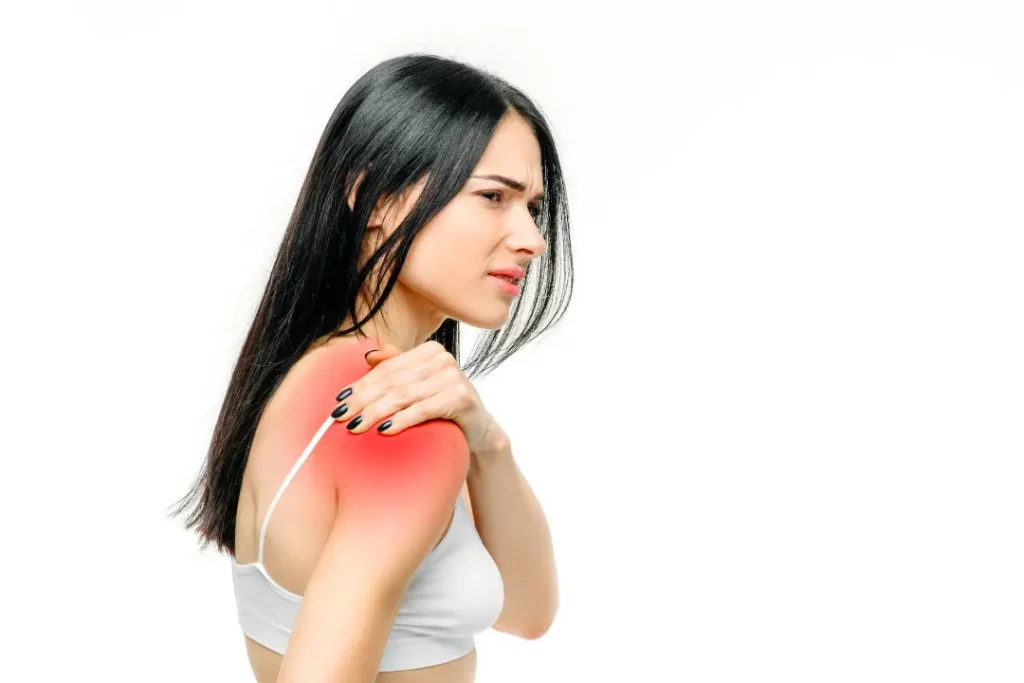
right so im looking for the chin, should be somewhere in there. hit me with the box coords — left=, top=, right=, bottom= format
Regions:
left=455, top=305, right=512, bottom=331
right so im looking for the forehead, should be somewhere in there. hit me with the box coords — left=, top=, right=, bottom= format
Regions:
left=474, top=113, right=542, bottom=182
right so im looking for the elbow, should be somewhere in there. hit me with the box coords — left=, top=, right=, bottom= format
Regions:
left=494, top=579, right=559, bottom=640
left=521, top=603, right=558, bottom=641
left=521, top=622, right=551, bottom=641
left=494, top=609, right=556, bottom=641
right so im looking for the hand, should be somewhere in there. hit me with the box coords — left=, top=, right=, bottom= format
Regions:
left=332, top=339, right=505, bottom=457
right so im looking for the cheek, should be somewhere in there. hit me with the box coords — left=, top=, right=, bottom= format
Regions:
left=401, top=214, right=491, bottom=291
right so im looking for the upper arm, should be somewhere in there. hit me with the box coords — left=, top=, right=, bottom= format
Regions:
left=279, top=413, right=470, bottom=681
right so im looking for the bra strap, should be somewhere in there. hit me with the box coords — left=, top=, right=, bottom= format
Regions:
left=257, top=413, right=337, bottom=566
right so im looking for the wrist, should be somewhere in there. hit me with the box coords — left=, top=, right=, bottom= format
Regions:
left=469, top=421, right=512, bottom=473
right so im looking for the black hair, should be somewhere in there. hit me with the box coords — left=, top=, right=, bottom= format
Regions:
left=170, top=52, right=574, bottom=553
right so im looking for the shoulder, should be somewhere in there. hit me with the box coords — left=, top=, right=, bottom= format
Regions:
left=265, top=335, right=469, bottom=502
left=275, top=338, right=468, bottom=677
left=264, top=335, right=377, bottom=428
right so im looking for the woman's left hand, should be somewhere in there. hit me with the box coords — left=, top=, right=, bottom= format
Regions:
left=333, top=339, right=506, bottom=458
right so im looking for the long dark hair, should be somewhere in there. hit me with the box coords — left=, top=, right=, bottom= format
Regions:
left=170, top=52, right=574, bottom=554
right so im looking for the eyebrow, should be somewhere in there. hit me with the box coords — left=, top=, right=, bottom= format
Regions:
left=471, top=174, right=545, bottom=201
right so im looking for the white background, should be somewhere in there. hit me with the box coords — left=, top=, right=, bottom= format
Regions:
left=2, top=1, right=1022, bottom=681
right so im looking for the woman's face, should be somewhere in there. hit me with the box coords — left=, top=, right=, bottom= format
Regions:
left=359, top=112, right=548, bottom=332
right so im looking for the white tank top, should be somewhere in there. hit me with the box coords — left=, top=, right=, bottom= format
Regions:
left=230, top=412, right=505, bottom=672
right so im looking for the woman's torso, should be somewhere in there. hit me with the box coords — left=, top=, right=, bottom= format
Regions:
left=232, top=337, right=481, bottom=683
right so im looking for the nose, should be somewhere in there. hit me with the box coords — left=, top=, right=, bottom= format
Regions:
left=509, top=207, right=548, bottom=260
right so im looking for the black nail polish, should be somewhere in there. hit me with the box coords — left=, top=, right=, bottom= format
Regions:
left=364, top=349, right=378, bottom=361
left=336, top=387, right=352, bottom=402
left=346, top=415, right=363, bottom=430
left=377, top=420, right=392, bottom=432
left=332, top=403, right=348, bottom=419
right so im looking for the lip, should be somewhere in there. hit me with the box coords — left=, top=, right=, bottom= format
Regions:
left=488, top=266, right=526, bottom=280
left=489, top=274, right=521, bottom=296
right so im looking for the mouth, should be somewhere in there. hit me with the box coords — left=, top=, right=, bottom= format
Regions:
left=489, top=274, right=521, bottom=295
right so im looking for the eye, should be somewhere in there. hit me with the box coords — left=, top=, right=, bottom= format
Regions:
left=481, top=191, right=543, bottom=221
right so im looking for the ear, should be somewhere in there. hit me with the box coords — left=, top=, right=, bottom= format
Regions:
left=346, top=171, right=364, bottom=214
left=347, top=169, right=400, bottom=230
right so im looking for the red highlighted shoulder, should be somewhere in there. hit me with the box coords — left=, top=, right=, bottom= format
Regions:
left=277, top=336, right=469, bottom=512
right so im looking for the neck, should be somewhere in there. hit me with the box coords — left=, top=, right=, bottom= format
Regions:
left=344, top=280, right=449, bottom=353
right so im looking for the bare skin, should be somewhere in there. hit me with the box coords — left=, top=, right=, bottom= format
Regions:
left=232, top=110, right=548, bottom=680
left=233, top=335, right=478, bottom=683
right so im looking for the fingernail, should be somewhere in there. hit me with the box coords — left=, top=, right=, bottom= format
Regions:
left=346, top=415, right=363, bottom=430
left=377, top=420, right=392, bottom=433
left=336, top=387, right=353, bottom=402
left=332, top=403, right=348, bottom=419
left=364, top=349, right=378, bottom=361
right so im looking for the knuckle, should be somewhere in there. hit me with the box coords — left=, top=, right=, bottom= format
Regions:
left=407, top=402, right=426, bottom=421
left=450, top=384, right=469, bottom=404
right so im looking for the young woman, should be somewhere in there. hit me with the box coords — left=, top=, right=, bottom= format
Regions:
left=171, top=53, right=574, bottom=682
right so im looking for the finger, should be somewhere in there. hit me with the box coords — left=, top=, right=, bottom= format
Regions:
left=375, top=339, right=452, bottom=374
left=331, top=352, right=391, bottom=423
left=333, top=343, right=403, bottom=423
left=376, top=388, right=458, bottom=436
left=364, top=340, right=450, bottom=388
left=345, top=376, right=441, bottom=435
left=332, top=340, right=449, bottom=424
left=364, top=343, right=401, bottom=367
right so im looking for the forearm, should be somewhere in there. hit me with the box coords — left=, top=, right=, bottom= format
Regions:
left=466, top=428, right=559, bottom=639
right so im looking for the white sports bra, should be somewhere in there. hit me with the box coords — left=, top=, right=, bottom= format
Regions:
left=230, top=412, right=505, bottom=672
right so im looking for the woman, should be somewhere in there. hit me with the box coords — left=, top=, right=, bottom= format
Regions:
left=172, top=52, right=574, bottom=682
